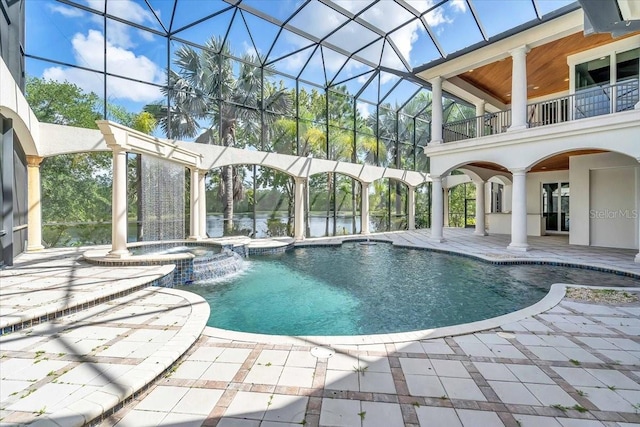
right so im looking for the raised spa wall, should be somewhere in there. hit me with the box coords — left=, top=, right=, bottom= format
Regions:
left=83, top=241, right=294, bottom=286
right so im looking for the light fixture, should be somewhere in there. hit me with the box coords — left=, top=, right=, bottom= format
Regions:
left=600, top=56, right=606, bottom=60
left=541, top=166, right=547, bottom=169
left=564, top=77, right=569, bottom=82
left=468, top=69, right=474, bottom=73
left=533, top=86, right=539, bottom=90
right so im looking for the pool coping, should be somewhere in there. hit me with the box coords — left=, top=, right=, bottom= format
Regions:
left=295, top=236, right=640, bottom=278
left=202, top=284, right=640, bottom=345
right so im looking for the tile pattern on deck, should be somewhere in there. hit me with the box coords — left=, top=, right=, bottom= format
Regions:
left=0, top=286, right=208, bottom=426
left=99, top=294, right=640, bottom=427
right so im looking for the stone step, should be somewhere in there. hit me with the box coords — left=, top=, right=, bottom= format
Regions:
left=0, top=286, right=209, bottom=427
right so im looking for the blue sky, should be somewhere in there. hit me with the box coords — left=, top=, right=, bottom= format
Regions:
left=25, top=0, right=574, bottom=117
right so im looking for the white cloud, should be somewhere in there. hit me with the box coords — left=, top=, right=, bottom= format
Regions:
left=450, top=0, right=467, bottom=13
left=48, top=4, right=85, bottom=18
left=43, top=30, right=163, bottom=103
left=83, top=0, right=158, bottom=49
left=356, top=101, right=371, bottom=119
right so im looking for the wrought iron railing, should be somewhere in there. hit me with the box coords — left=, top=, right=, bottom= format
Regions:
left=442, top=80, right=639, bottom=143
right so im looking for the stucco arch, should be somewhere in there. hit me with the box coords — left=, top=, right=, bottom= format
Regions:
left=525, top=147, right=639, bottom=172
left=0, top=106, right=39, bottom=156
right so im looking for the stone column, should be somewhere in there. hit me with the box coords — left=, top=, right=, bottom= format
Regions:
left=361, top=182, right=370, bottom=234
left=508, top=168, right=529, bottom=251
left=26, top=156, right=45, bottom=251
left=475, top=100, right=485, bottom=137
left=430, top=77, right=444, bottom=144
left=443, top=186, right=450, bottom=227
left=198, top=170, right=207, bottom=239
left=294, top=177, right=305, bottom=241
left=408, top=185, right=416, bottom=230
left=108, top=148, right=130, bottom=258
left=508, top=45, right=530, bottom=131
left=189, top=167, right=200, bottom=240
left=431, top=176, right=445, bottom=242
left=474, top=181, right=487, bottom=236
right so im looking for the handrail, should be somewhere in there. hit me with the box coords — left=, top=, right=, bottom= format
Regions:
left=442, top=80, right=639, bottom=143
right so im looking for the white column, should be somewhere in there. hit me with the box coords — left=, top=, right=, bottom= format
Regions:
left=26, top=156, right=44, bottom=251
left=189, top=167, right=200, bottom=240
left=635, top=161, right=640, bottom=262
left=108, top=148, right=130, bottom=258
left=294, top=177, right=305, bottom=240
left=198, top=170, right=207, bottom=239
left=474, top=181, right=487, bottom=236
left=430, top=77, right=443, bottom=144
left=475, top=100, right=485, bottom=137
left=443, top=187, right=450, bottom=227
left=508, top=45, right=530, bottom=131
left=431, top=176, right=445, bottom=242
left=504, top=184, right=513, bottom=212
left=361, top=182, right=370, bottom=235
left=508, top=168, right=529, bottom=251
left=408, top=186, right=416, bottom=230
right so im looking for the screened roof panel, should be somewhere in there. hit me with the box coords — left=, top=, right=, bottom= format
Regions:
left=241, top=12, right=282, bottom=63
left=535, top=0, right=576, bottom=17
left=266, top=28, right=316, bottom=64
left=332, top=0, right=377, bottom=15
left=331, top=59, right=375, bottom=87
left=170, top=0, right=232, bottom=33
left=171, top=9, right=235, bottom=47
left=471, top=0, right=539, bottom=39
left=324, top=21, right=381, bottom=54
left=358, top=1, right=415, bottom=33
left=427, top=2, right=485, bottom=55
left=380, top=41, right=408, bottom=72
left=26, top=0, right=580, bottom=116
left=287, top=1, right=350, bottom=39
left=356, top=39, right=385, bottom=67
left=238, top=0, right=299, bottom=23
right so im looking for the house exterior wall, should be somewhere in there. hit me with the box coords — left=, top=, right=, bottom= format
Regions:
left=570, top=152, right=639, bottom=249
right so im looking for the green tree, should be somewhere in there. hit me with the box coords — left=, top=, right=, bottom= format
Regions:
left=27, top=77, right=156, bottom=246
left=147, top=37, right=293, bottom=235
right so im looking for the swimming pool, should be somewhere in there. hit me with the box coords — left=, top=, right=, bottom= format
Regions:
left=182, top=242, right=639, bottom=336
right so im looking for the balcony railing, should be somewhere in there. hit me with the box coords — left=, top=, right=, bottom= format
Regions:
left=442, top=80, right=639, bottom=143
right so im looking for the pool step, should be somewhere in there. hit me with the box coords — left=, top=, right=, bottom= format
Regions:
left=0, top=261, right=175, bottom=335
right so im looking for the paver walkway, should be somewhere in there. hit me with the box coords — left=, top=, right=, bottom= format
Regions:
left=101, top=292, right=640, bottom=427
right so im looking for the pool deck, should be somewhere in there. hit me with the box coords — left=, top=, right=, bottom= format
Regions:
left=1, top=229, right=639, bottom=426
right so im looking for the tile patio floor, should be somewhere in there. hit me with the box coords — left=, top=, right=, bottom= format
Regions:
left=1, top=229, right=639, bottom=426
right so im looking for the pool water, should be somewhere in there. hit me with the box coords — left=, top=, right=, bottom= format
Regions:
left=182, top=243, right=639, bottom=336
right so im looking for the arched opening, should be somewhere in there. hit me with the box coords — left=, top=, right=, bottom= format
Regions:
left=40, top=152, right=114, bottom=247
left=206, top=164, right=296, bottom=238
left=307, top=172, right=362, bottom=237
left=370, top=178, right=409, bottom=232
left=415, top=182, right=432, bottom=230
left=528, top=149, right=639, bottom=250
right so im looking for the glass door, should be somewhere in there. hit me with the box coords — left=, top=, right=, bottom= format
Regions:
left=542, top=182, right=569, bottom=233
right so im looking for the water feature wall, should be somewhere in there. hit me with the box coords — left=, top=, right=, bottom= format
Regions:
left=140, top=156, right=185, bottom=241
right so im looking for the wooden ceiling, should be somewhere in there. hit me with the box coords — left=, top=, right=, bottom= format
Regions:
left=469, top=150, right=606, bottom=173
left=458, top=31, right=640, bottom=104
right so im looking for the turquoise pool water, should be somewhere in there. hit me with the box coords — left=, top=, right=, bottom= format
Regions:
left=181, top=243, right=639, bottom=336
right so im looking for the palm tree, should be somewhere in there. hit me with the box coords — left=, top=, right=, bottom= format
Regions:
left=146, top=37, right=292, bottom=235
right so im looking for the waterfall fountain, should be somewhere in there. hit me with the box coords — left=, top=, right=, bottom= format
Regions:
left=83, top=155, right=245, bottom=286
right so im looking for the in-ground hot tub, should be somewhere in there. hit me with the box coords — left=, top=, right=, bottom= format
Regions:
left=83, top=241, right=245, bottom=286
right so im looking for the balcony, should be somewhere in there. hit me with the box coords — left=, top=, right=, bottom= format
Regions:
left=442, top=80, right=639, bottom=143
